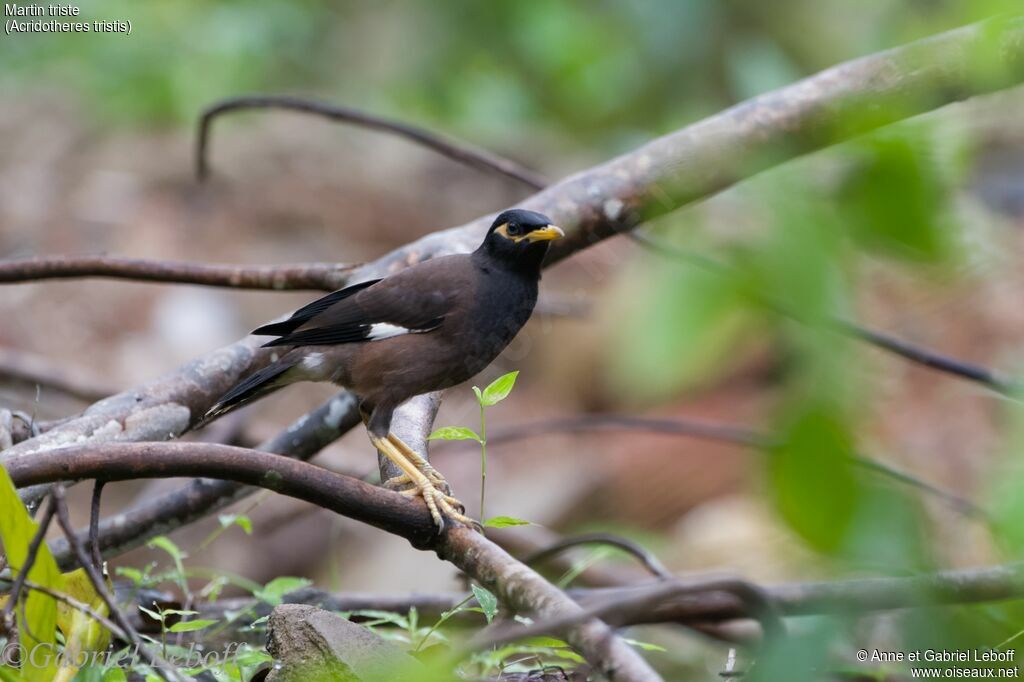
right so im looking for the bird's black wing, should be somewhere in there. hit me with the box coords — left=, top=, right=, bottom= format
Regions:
left=252, top=279, right=380, bottom=337
left=256, top=257, right=469, bottom=348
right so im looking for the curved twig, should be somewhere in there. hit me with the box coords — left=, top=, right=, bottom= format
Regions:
left=5, top=442, right=440, bottom=548
left=197, top=94, right=548, bottom=190
left=0, top=255, right=355, bottom=291
left=525, top=532, right=674, bottom=581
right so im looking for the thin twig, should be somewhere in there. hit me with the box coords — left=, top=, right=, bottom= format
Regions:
left=50, top=485, right=186, bottom=682
left=838, top=321, right=1020, bottom=395
left=0, top=496, right=55, bottom=634
left=629, top=228, right=1021, bottom=396
left=21, top=580, right=125, bottom=640
left=445, top=414, right=986, bottom=518
left=525, top=533, right=674, bottom=581
left=88, top=481, right=105, bottom=572
left=0, top=255, right=356, bottom=291
left=0, top=348, right=118, bottom=403
left=472, top=578, right=785, bottom=651
left=197, top=94, right=548, bottom=190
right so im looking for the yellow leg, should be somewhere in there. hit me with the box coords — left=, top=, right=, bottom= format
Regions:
left=387, top=434, right=450, bottom=493
left=370, top=434, right=477, bottom=531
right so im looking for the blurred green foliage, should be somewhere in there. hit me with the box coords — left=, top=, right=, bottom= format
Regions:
left=0, top=0, right=1018, bottom=151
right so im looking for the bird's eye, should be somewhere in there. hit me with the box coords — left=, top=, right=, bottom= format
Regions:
left=506, top=224, right=521, bottom=237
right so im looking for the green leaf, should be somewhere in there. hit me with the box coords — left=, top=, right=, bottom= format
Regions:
left=159, top=609, right=198, bottom=617
left=168, top=619, right=218, bottom=633
left=471, top=584, right=498, bottom=623
left=480, top=371, right=519, bottom=406
left=146, top=536, right=183, bottom=564
left=768, top=407, right=861, bottom=554
left=100, top=668, right=127, bottom=682
left=218, top=514, right=253, bottom=535
left=609, top=261, right=755, bottom=400
left=521, top=636, right=572, bottom=648
left=483, top=515, right=531, bottom=528
left=137, top=605, right=164, bottom=623
left=427, top=426, right=481, bottom=442
left=839, top=129, right=952, bottom=264
left=114, top=567, right=144, bottom=585
left=0, top=466, right=63, bottom=682
left=254, top=577, right=313, bottom=607
left=623, top=638, right=667, bottom=652
left=347, top=610, right=410, bottom=629
left=0, top=667, right=26, bottom=682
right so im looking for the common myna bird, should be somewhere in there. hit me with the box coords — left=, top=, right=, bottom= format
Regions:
left=205, top=209, right=563, bottom=530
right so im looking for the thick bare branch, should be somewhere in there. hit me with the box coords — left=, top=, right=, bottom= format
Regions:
left=0, top=255, right=355, bottom=291
left=47, top=391, right=362, bottom=567
left=197, top=94, right=549, bottom=190
left=4, top=441, right=661, bottom=680
left=436, top=526, right=661, bottom=681
left=5, top=442, right=439, bottom=548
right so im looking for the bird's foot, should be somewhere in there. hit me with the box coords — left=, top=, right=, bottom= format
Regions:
left=386, top=434, right=452, bottom=495
left=372, top=434, right=478, bottom=532
left=394, top=480, right=478, bottom=531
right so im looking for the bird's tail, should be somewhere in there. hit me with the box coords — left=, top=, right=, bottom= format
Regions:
left=200, top=355, right=300, bottom=426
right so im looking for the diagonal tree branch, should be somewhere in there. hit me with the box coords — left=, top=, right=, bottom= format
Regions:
left=0, top=255, right=356, bottom=291
left=2, top=441, right=662, bottom=680
left=47, top=391, right=362, bottom=568
left=197, top=94, right=549, bottom=190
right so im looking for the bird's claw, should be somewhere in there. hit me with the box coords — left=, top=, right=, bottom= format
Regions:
left=390, top=479, right=476, bottom=531
left=384, top=470, right=451, bottom=496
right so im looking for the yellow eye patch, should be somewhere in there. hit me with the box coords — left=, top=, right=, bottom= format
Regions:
left=494, top=223, right=565, bottom=243
left=494, top=223, right=525, bottom=242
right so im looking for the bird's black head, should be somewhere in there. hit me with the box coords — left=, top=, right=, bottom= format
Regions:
left=476, top=209, right=564, bottom=273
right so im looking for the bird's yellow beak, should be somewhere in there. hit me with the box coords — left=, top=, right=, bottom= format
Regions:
left=527, top=225, right=565, bottom=242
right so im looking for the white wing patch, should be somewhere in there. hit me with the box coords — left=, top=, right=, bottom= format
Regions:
left=301, top=352, right=326, bottom=371
left=367, top=323, right=413, bottom=340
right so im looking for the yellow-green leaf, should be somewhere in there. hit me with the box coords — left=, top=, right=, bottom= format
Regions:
left=168, top=618, right=218, bottom=633
left=0, top=466, right=63, bottom=682
left=480, top=371, right=519, bottom=406
left=427, top=426, right=481, bottom=442
left=53, top=568, right=112, bottom=682
left=470, top=584, right=498, bottom=623
left=483, top=515, right=531, bottom=528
